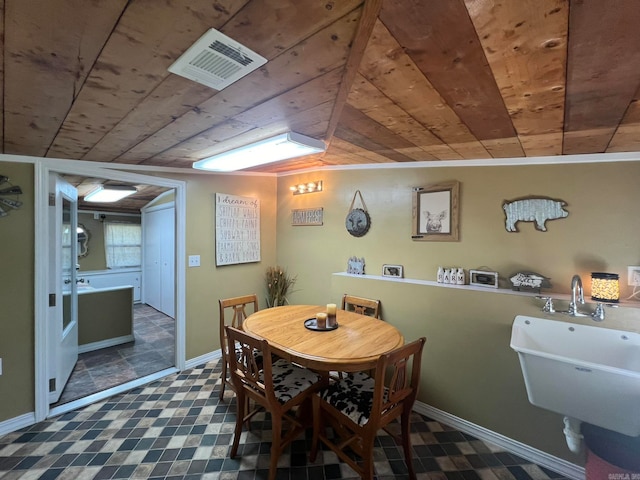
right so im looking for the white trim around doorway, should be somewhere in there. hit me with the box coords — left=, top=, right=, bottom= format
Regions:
left=34, top=158, right=187, bottom=422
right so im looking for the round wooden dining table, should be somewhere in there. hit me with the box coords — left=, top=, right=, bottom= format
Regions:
left=242, top=305, right=404, bottom=372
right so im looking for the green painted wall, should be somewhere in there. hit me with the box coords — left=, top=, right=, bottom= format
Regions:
left=276, top=161, right=640, bottom=464
left=177, top=171, right=277, bottom=360
left=0, top=162, right=35, bottom=420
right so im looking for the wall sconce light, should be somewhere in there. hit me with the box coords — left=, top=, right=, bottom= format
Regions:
left=289, top=180, right=323, bottom=195
left=591, top=272, right=619, bottom=321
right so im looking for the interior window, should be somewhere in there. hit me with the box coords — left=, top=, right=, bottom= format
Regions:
left=104, top=222, right=142, bottom=268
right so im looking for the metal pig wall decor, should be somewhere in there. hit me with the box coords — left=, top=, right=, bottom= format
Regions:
left=503, top=197, right=569, bottom=232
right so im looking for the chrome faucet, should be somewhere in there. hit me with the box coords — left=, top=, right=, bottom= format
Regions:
left=567, top=274, right=586, bottom=316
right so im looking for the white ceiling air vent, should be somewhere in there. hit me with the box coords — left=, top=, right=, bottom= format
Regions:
left=168, top=28, right=267, bottom=91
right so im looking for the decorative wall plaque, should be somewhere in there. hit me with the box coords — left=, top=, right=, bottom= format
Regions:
left=345, top=190, right=370, bottom=237
left=292, top=207, right=323, bottom=226
left=215, top=193, right=260, bottom=266
left=502, top=197, right=568, bottom=232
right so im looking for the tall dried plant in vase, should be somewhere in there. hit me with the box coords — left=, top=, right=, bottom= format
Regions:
left=265, top=266, right=297, bottom=307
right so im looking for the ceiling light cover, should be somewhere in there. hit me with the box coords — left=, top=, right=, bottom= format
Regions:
left=192, top=132, right=326, bottom=172
left=84, top=185, right=137, bottom=203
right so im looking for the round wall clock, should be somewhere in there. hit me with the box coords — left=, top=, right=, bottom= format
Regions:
left=0, top=175, right=23, bottom=218
left=345, top=190, right=371, bottom=237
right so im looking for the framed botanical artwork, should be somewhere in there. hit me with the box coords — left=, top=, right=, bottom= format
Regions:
left=382, top=264, right=403, bottom=278
left=412, top=181, right=460, bottom=241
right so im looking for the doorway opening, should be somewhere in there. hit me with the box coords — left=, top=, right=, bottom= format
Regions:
left=35, top=160, right=186, bottom=422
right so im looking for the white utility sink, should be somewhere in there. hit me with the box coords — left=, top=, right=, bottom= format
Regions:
left=510, top=315, right=640, bottom=437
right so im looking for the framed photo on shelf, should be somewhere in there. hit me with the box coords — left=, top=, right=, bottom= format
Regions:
left=382, top=264, right=403, bottom=278
left=412, top=181, right=460, bottom=242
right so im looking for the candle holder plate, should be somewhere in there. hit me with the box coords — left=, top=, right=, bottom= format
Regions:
left=304, top=317, right=339, bottom=331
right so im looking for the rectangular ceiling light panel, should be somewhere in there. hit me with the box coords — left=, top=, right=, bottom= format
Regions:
left=84, top=185, right=137, bottom=203
left=168, top=28, right=267, bottom=91
left=192, top=132, right=327, bottom=172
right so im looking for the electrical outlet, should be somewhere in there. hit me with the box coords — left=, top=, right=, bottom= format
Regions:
left=628, top=266, right=640, bottom=286
left=188, top=255, right=201, bottom=267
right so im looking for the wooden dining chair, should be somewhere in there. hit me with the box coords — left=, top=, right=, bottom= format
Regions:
left=310, top=337, right=427, bottom=480
left=218, top=294, right=259, bottom=400
left=225, top=326, right=326, bottom=480
left=342, top=294, right=381, bottom=319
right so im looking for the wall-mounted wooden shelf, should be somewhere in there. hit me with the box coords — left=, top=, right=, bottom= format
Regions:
left=332, top=272, right=640, bottom=308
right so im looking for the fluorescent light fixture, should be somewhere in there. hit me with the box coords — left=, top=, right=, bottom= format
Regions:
left=192, top=132, right=326, bottom=172
left=84, top=185, right=137, bottom=203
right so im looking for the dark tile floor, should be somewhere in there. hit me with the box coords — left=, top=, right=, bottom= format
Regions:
left=53, top=304, right=175, bottom=406
left=1, top=360, right=568, bottom=480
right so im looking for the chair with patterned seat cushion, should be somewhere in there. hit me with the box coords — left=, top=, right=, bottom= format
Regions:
left=341, top=294, right=381, bottom=319
left=335, top=294, right=382, bottom=380
left=310, top=337, right=426, bottom=480
left=225, top=326, right=327, bottom=480
left=218, top=294, right=258, bottom=400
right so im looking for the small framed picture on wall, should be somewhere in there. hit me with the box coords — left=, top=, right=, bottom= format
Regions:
left=382, top=264, right=403, bottom=278
left=412, top=181, right=460, bottom=242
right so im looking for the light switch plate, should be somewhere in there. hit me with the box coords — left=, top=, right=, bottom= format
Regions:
left=628, top=266, right=640, bottom=286
left=188, top=255, right=201, bottom=267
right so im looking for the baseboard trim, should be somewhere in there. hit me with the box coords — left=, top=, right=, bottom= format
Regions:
left=185, top=349, right=222, bottom=370
left=78, top=334, right=135, bottom=354
left=0, top=412, right=36, bottom=437
left=413, top=402, right=584, bottom=480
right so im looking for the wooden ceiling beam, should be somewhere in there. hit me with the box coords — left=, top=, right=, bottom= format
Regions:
left=347, top=74, right=459, bottom=160
left=465, top=0, right=567, bottom=157
left=380, top=0, right=516, bottom=141
left=339, top=104, right=432, bottom=161
left=4, top=0, right=128, bottom=156
left=46, top=0, right=249, bottom=160
left=324, top=0, right=382, bottom=140
left=146, top=70, right=342, bottom=164
left=334, top=125, right=416, bottom=163
left=563, top=0, right=640, bottom=154
left=359, top=19, right=490, bottom=158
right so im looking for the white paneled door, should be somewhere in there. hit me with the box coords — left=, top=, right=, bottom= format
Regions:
left=48, top=175, right=79, bottom=403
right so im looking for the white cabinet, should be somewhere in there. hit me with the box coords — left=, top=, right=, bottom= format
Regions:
left=142, top=205, right=175, bottom=317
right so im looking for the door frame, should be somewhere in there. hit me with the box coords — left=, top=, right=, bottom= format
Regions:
left=34, top=158, right=187, bottom=422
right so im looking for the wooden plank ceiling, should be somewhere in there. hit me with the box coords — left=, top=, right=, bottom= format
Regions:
left=3, top=0, right=640, bottom=210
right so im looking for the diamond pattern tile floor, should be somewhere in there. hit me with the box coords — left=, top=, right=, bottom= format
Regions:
left=0, top=360, right=568, bottom=479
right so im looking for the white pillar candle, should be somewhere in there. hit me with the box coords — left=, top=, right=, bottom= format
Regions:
left=326, top=303, right=337, bottom=315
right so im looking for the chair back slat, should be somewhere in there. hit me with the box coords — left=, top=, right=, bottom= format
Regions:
left=219, top=294, right=258, bottom=352
left=218, top=294, right=259, bottom=400
left=372, top=337, right=426, bottom=424
left=341, top=294, right=381, bottom=319
left=225, top=325, right=276, bottom=403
